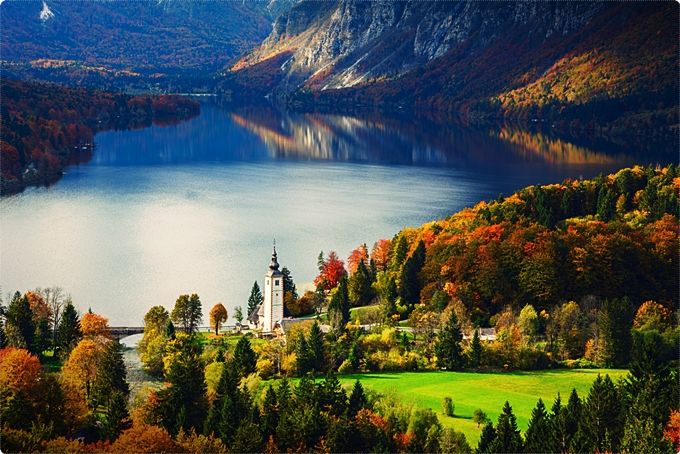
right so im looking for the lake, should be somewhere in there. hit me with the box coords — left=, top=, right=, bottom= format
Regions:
left=0, top=103, right=670, bottom=325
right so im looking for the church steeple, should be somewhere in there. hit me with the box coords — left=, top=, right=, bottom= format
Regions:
left=269, top=241, right=280, bottom=272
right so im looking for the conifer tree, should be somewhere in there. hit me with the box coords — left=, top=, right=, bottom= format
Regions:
left=328, top=276, right=350, bottom=336
left=247, top=281, right=263, bottom=317
left=101, top=390, right=130, bottom=441
left=295, top=333, right=311, bottom=376
left=489, top=401, right=524, bottom=453
left=347, top=380, right=368, bottom=418
left=469, top=327, right=483, bottom=368
left=597, top=297, right=634, bottom=367
left=575, top=374, right=622, bottom=452
left=349, top=260, right=374, bottom=307
left=57, top=300, right=81, bottom=357
left=261, top=385, right=279, bottom=439
left=549, top=393, right=566, bottom=453
left=233, top=336, right=257, bottom=377
left=524, top=399, right=551, bottom=453
left=434, top=311, right=464, bottom=370
left=399, top=240, right=426, bottom=311
left=5, top=292, right=35, bottom=352
left=380, top=275, right=399, bottom=321
left=92, top=340, right=130, bottom=408
left=477, top=422, right=496, bottom=453
left=307, top=322, right=325, bottom=372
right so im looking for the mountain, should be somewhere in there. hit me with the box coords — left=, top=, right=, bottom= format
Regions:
left=224, top=0, right=678, bottom=138
left=0, top=0, right=279, bottom=90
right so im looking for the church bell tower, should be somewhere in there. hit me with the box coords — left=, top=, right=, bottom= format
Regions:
left=263, top=243, right=284, bottom=332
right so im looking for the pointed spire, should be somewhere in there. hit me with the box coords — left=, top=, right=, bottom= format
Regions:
left=269, top=240, right=280, bottom=271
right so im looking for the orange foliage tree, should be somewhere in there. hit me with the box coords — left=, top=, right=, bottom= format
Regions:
left=111, top=424, right=180, bottom=453
left=80, top=311, right=110, bottom=338
left=314, top=251, right=347, bottom=292
left=664, top=410, right=680, bottom=451
left=371, top=239, right=392, bottom=271
left=209, top=303, right=228, bottom=335
left=633, top=300, right=671, bottom=331
left=347, top=244, right=369, bottom=275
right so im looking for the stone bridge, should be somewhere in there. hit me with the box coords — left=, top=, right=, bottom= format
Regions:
left=107, top=325, right=227, bottom=341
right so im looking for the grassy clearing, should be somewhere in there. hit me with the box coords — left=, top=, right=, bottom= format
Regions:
left=337, top=369, right=628, bottom=445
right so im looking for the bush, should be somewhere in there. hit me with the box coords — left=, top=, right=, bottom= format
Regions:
left=338, top=358, right=354, bottom=374
left=561, top=358, right=599, bottom=369
left=441, top=397, right=454, bottom=417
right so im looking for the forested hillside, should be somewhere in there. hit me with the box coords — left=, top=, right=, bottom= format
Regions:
left=0, top=78, right=199, bottom=194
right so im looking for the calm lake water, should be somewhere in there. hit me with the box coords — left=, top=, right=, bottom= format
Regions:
left=0, top=103, right=670, bottom=325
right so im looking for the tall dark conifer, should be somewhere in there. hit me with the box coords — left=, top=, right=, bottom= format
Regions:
left=434, top=311, right=464, bottom=370
left=5, top=292, right=35, bottom=352
left=524, top=399, right=551, bottom=453
left=399, top=240, right=426, bottom=310
left=57, top=300, right=81, bottom=357
left=307, top=322, right=325, bottom=372
left=247, top=281, right=263, bottom=317
left=489, top=401, right=523, bottom=453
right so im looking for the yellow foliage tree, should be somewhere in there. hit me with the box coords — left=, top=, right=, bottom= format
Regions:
left=61, top=338, right=107, bottom=404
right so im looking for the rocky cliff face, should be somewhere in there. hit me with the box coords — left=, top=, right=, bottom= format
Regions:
left=226, top=0, right=677, bottom=138
left=234, top=1, right=603, bottom=91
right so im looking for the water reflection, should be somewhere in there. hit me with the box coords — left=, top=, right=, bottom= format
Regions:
left=91, top=102, right=660, bottom=169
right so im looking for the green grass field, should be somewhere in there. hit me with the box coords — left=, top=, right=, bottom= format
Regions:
left=337, top=369, right=628, bottom=445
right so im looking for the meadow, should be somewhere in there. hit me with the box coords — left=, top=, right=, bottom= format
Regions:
left=337, top=369, right=628, bottom=445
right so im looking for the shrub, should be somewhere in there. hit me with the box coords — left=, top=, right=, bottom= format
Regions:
left=442, top=397, right=454, bottom=417
left=338, top=358, right=354, bottom=374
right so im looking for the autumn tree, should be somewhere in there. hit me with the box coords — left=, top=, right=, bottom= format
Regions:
left=371, top=239, right=391, bottom=271
left=111, top=424, right=180, bottom=453
left=80, top=311, right=110, bottom=338
left=171, top=293, right=203, bottom=335
left=209, top=303, right=228, bottom=335
left=314, top=251, right=347, bottom=292
left=348, top=243, right=369, bottom=275
left=633, top=300, right=671, bottom=332
left=25, top=291, right=51, bottom=355
left=0, top=348, right=44, bottom=429
left=61, top=338, right=107, bottom=406
left=139, top=306, right=170, bottom=376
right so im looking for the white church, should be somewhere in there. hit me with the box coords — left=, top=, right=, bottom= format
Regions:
left=248, top=245, right=285, bottom=333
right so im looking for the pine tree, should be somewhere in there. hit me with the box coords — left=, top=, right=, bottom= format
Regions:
left=281, top=267, right=298, bottom=300
left=477, top=422, right=496, bottom=453
left=575, top=374, right=622, bottom=452
left=381, top=275, right=399, bottom=321
left=347, top=380, right=368, bottom=418
left=399, top=240, right=425, bottom=311
left=247, top=281, right=263, bottom=317
left=349, top=260, right=374, bottom=307
left=549, top=393, right=566, bottom=453
left=158, top=337, right=207, bottom=435
left=295, top=333, right=311, bottom=376
left=261, top=385, right=279, bottom=439
left=597, top=297, right=634, bottom=367
left=469, top=327, right=483, bottom=368
left=489, top=401, right=524, bottom=453
left=524, top=399, right=551, bottom=452
left=5, top=292, right=35, bottom=353
left=92, top=340, right=130, bottom=408
left=101, top=390, right=130, bottom=441
left=434, top=311, right=464, bottom=370
left=307, top=322, right=325, bottom=372
left=233, top=336, right=257, bottom=377
left=328, top=277, right=350, bottom=336
left=57, top=300, right=81, bottom=357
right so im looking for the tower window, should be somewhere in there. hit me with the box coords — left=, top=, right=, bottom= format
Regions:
left=275, top=279, right=280, bottom=286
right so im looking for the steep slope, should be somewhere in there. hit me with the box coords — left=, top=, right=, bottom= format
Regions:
left=0, top=0, right=275, bottom=88
left=224, top=1, right=678, bottom=136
